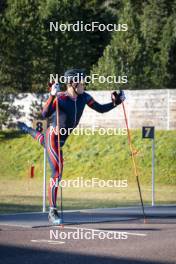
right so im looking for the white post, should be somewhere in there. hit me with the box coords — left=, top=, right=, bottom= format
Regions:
left=43, top=133, right=47, bottom=213
left=167, top=89, right=170, bottom=130
left=127, top=91, right=130, bottom=129
left=152, top=138, right=155, bottom=206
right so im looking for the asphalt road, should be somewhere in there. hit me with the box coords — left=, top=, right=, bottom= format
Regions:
left=0, top=206, right=176, bottom=264
left=0, top=218, right=176, bottom=264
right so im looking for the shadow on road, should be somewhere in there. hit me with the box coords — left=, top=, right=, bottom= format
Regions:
left=0, top=244, right=166, bottom=264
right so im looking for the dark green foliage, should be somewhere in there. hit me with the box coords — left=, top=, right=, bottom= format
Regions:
left=91, top=0, right=176, bottom=90
left=0, top=0, right=117, bottom=92
left=1, top=0, right=176, bottom=92
left=0, top=0, right=43, bottom=92
left=0, top=0, right=176, bottom=126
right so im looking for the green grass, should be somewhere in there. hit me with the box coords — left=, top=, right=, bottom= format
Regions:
left=0, top=178, right=175, bottom=214
left=0, top=130, right=176, bottom=184
left=0, top=130, right=176, bottom=213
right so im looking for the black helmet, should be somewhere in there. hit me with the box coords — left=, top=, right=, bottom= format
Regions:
left=64, top=68, right=86, bottom=83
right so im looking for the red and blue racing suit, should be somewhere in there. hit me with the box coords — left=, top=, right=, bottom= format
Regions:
left=31, top=91, right=116, bottom=208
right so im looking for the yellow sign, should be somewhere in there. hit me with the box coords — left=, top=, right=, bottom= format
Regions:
left=32, top=120, right=48, bottom=133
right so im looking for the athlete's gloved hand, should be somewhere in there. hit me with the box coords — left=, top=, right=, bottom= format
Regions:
left=50, top=83, right=61, bottom=96
left=111, top=90, right=126, bottom=106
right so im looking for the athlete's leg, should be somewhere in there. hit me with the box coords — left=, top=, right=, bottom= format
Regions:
left=46, top=128, right=64, bottom=224
left=46, top=128, right=63, bottom=209
left=17, top=122, right=45, bottom=147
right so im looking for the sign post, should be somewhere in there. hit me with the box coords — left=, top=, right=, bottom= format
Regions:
left=142, top=126, right=155, bottom=206
left=33, top=120, right=48, bottom=212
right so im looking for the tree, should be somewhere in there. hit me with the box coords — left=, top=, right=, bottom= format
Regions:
left=0, top=0, right=119, bottom=92
left=140, top=0, right=176, bottom=88
left=0, top=0, right=44, bottom=92
left=90, top=0, right=143, bottom=90
left=90, top=0, right=176, bottom=90
left=39, top=0, right=118, bottom=79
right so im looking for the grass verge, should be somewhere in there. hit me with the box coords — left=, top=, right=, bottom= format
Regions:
left=0, top=130, right=175, bottom=213
left=0, top=178, right=175, bottom=214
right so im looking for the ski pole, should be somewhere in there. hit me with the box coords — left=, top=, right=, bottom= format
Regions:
left=122, top=101, right=146, bottom=223
left=56, top=93, right=64, bottom=225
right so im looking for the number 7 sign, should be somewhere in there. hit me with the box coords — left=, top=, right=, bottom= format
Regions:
left=142, top=126, right=155, bottom=206
left=142, top=126, right=155, bottom=139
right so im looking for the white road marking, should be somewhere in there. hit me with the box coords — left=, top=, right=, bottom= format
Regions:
left=57, top=226, right=147, bottom=237
left=31, top=239, right=65, bottom=244
left=123, top=232, right=146, bottom=237
left=0, top=223, right=31, bottom=228
left=0, top=223, right=147, bottom=237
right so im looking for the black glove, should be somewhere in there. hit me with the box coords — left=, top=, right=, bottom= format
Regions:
left=111, top=90, right=126, bottom=106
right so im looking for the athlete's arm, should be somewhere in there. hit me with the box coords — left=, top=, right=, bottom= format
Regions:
left=42, top=83, right=61, bottom=118
left=87, top=98, right=115, bottom=113
left=42, top=95, right=56, bottom=118
left=85, top=92, right=125, bottom=113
